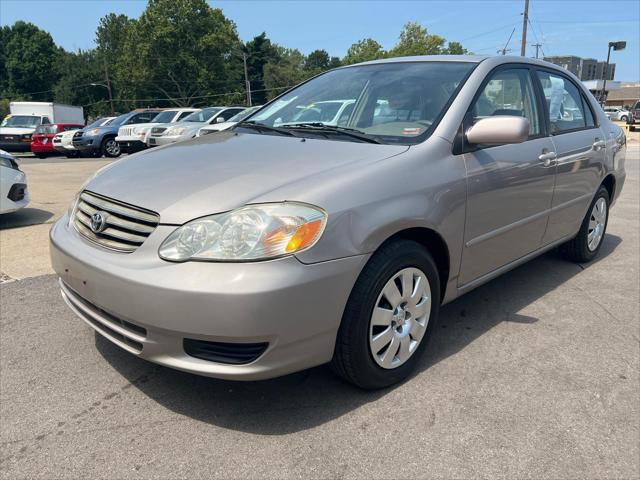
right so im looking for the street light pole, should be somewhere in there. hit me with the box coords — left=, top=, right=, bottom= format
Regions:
left=600, top=41, right=626, bottom=104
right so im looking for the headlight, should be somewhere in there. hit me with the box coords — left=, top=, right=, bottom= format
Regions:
left=86, top=128, right=101, bottom=136
left=167, top=127, right=185, bottom=136
left=159, top=202, right=327, bottom=262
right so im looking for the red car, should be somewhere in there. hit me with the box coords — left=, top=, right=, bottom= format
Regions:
left=31, top=123, right=84, bottom=158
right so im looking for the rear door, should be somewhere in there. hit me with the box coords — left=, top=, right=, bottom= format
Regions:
left=458, top=65, right=557, bottom=285
left=534, top=69, right=606, bottom=244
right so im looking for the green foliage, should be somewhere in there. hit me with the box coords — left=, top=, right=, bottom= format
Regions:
left=0, top=21, right=60, bottom=100
left=0, top=7, right=469, bottom=117
left=343, top=38, right=386, bottom=65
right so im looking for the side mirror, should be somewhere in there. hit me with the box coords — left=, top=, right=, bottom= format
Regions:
left=466, top=116, right=529, bottom=145
left=216, top=117, right=225, bottom=123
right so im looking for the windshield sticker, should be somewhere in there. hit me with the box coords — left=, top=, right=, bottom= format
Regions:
left=402, top=127, right=421, bottom=135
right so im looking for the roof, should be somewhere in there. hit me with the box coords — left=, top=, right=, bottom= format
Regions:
left=607, top=86, right=640, bottom=101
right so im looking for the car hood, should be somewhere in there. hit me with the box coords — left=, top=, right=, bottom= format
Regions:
left=0, top=127, right=35, bottom=135
left=201, top=121, right=235, bottom=132
left=86, top=131, right=408, bottom=224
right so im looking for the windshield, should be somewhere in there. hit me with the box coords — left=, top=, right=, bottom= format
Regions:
left=35, top=125, right=58, bottom=134
left=1, top=115, right=41, bottom=128
left=86, top=117, right=110, bottom=129
left=108, top=113, right=132, bottom=127
left=183, top=108, right=221, bottom=123
left=249, top=62, right=475, bottom=144
left=152, top=111, right=179, bottom=123
left=229, top=106, right=261, bottom=123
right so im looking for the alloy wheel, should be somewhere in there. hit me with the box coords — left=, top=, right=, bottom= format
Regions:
left=369, top=267, right=431, bottom=369
left=587, top=197, right=607, bottom=251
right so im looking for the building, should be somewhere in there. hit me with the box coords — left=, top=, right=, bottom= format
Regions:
left=543, top=55, right=615, bottom=81
left=604, top=85, right=640, bottom=108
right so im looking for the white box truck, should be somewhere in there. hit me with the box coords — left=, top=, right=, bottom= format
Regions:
left=0, top=102, right=84, bottom=152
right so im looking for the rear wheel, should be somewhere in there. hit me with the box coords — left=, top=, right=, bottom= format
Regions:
left=331, top=240, right=440, bottom=389
left=560, top=186, right=610, bottom=263
left=620, top=115, right=628, bottom=122
left=101, top=137, right=121, bottom=158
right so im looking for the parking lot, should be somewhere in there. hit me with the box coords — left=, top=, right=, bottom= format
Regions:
left=1, top=144, right=639, bottom=478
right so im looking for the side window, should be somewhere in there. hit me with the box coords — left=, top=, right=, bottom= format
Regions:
left=536, top=71, right=588, bottom=134
left=42, top=117, right=51, bottom=125
left=177, top=111, right=192, bottom=121
left=470, top=68, right=540, bottom=137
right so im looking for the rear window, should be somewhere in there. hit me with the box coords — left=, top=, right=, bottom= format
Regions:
left=35, top=125, right=58, bottom=134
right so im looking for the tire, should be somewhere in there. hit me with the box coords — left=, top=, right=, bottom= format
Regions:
left=331, top=240, right=441, bottom=389
left=620, top=115, right=628, bottom=122
left=560, top=186, right=610, bottom=263
left=101, top=137, right=121, bottom=158
left=65, top=151, right=80, bottom=159
left=35, top=153, right=47, bottom=159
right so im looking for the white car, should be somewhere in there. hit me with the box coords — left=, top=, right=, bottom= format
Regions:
left=603, top=107, right=630, bottom=122
left=196, top=106, right=262, bottom=136
left=53, top=117, right=115, bottom=158
left=0, top=149, right=29, bottom=214
left=146, top=106, right=245, bottom=147
left=115, top=108, right=199, bottom=153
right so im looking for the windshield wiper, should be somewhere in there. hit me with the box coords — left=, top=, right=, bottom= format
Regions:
left=235, top=120, right=299, bottom=137
left=281, top=123, right=381, bottom=144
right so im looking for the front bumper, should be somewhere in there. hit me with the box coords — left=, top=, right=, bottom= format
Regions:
left=0, top=142, right=31, bottom=152
left=115, top=138, right=147, bottom=153
left=72, top=136, right=99, bottom=151
left=147, top=135, right=182, bottom=147
left=31, top=142, right=56, bottom=153
left=50, top=217, right=367, bottom=380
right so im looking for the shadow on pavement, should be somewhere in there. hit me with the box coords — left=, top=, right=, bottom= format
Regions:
left=0, top=208, right=54, bottom=229
left=96, top=234, right=622, bottom=435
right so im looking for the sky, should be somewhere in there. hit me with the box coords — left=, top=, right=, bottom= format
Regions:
left=1, top=0, right=639, bottom=81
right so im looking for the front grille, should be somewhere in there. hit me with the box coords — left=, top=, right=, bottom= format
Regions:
left=0, top=134, right=20, bottom=143
left=73, top=131, right=83, bottom=139
left=150, top=127, right=167, bottom=135
left=73, top=191, right=159, bottom=252
left=7, top=183, right=26, bottom=201
left=60, top=279, right=146, bottom=353
left=119, top=126, right=135, bottom=137
left=183, top=338, right=268, bottom=365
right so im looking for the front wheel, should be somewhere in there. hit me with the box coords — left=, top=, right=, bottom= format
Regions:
left=101, top=137, right=121, bottom=158
left=620, top=115, right=628, bottom=122
left=560, top=186, right=610, bottom=263
left=331, top=240, right=440, bottom=389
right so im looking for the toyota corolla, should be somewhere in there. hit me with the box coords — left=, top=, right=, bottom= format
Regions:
left=50, top=56, right=626, bottom=389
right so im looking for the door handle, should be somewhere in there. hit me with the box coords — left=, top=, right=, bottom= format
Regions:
left=538, top=151, right=557, bottom=167
left=593, top=139, right=606, bottom=150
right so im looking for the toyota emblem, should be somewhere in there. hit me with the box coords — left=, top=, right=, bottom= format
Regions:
left=90, top=211, right=108, bottom=233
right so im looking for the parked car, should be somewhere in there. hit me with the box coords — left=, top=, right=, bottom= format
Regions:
left=73, top=110, right=161, bottom=158
left=53, top=117, right=115, bottom=158
left=0, top=102, right=84, bottom=153
left=51, top=56, right=626, bottom=389
left=30, top=123, right=84, bottom=158
left=275, top=100, right=356, bottom=127
left=603, top=107, right=630, bottom=122
left=146, top=106, right=245, bottom=146
left=626, top=100, right=640, bottom=130
left=0, top=149, right=29, bottom=214
left=116, top=108, right=199, bottom=153
left=197, top=106, right=262, bottom=136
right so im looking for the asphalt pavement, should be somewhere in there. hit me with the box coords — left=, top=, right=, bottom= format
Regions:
left=0, top=147, right=638, bottom=479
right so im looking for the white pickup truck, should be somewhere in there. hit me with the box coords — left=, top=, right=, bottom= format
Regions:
left=115, top=108, right=198, bottom=153
left=0, top=102, right=84, bottom=152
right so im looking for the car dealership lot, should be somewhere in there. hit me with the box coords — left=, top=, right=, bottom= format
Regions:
left=1, top=147, right=638, bottom=478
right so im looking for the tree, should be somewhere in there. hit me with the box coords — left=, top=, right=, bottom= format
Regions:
left=442, top=41, right=469, bottom=55
left=114, top=0, right=243, bottom=108
left=263, top=47, right=308, bottom=100
left=0, top=21, right=60, bottom=100
left=244, top=32, right=278, bottom=104
left=304, top=49, right=330, bottom=71
left=389, top=22, right=445, bottom=57
left=343, top=38, right=385, bottom=65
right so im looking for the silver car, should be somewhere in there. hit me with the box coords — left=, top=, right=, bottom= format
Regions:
left=50, top=56, right=627, bottom=389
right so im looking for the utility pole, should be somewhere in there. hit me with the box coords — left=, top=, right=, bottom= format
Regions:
left=600, top=41, right=626, bottom=103
left=520, top=0, right=529, bottom=56
left=242, top=52, right=252, bottom=106
left=102, top=56, right=115, bottom=115
left=531, top=43, right=542, bottom=59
